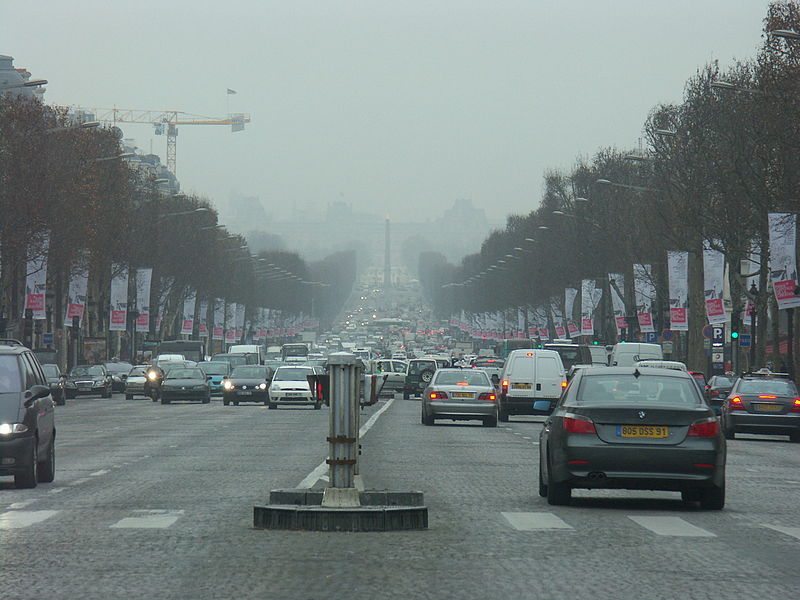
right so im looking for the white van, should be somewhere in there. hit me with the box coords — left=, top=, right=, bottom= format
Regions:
left=227, top=344, right=263, bottom=365
left=609, top=343, right=663, bottom=367
left=498, top=349, right=566, bottom=421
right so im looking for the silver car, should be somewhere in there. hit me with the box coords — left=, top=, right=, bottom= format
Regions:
left=421, top=368, right=498, bottom=427
left=124, top=366, right=150, bottom=399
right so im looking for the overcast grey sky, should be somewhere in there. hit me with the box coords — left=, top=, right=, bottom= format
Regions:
left=2, top=1, right=770, bottom=223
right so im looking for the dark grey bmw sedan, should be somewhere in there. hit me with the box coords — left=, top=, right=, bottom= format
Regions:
left=539, top=367, right=726, bottom=509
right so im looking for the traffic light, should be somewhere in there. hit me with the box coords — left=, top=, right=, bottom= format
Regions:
left=731, top=315, right=740, bottom=341
left=731, top=331, right=739, bottom=340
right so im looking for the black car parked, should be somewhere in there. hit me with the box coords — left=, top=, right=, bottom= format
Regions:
left=0, top=339, right=56, bottom=488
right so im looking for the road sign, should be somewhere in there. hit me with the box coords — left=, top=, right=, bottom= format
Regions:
left=712, top=326, right=724, bottom=342
left=645, top=332, right=658, bottom=343
left=42, top=333, right=54, bottom=345
left=702, top=325, right=713, bottom=339
left=661, top=330, right=673, bottom=341
left=739, top=334, right=751, bottom=348
left=712, top=351, right=724, bottom=363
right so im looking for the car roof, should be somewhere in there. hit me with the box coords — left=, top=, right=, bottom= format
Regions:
left=582, top=366, right=691, bottom=378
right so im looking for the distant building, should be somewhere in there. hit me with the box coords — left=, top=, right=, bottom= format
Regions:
left=0, top=55, right=45, bottom=100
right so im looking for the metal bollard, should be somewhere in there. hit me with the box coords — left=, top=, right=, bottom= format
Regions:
left=324, top=353, right=362, bottom=505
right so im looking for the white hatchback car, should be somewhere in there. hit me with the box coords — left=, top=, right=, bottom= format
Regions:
left=268, top=366, right=318, bottom=409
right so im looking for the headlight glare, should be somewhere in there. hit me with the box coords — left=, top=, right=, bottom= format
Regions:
left=223, top=380, right=233, bottom=390
left=0, top=423, right=29, bottom=435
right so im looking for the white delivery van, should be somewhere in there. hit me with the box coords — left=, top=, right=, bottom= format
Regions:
left=498, top=349, right=566, bottom=421
left=227, top=344, right=263, bottom=365
left=609, top=343, right=663, bottom=367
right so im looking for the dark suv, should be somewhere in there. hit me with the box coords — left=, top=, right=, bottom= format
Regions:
left=403, top=358, right=438, bottom=399
left=0, top=339, right=56, bottom=488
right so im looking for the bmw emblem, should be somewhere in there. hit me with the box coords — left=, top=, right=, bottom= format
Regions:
left=638, top=411, right=646, bottom=420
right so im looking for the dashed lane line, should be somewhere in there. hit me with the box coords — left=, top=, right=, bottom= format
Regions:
left=110, top=510, right=184, bottom=529
left=503, top=512, right=573, bottom=531
left=628, top=516, right=716, bottom=537
left=0, top=510, right=59, bottom=529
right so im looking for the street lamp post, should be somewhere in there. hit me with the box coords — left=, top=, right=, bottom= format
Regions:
left=750, top=282, right=758, bottom=369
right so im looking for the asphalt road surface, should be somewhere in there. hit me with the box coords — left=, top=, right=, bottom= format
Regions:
left=2, top=393, right=799, bottom=599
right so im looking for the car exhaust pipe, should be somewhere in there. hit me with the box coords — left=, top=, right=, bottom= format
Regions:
left=587, top=472, right=606, bottom=480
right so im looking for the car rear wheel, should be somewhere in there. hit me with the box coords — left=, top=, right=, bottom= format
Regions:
left=422, top=410, right=434, bottom=426
left=546, top=456, right=571, bottom=506
left=37, top=435, right=55, bottom=483
left=498, top=403, right=509, bottom=422
left=102, top=386, right=111, bottom=399
left=699, top=485, right=725, bottom=510
left=15, top=441, right=38, bottom=489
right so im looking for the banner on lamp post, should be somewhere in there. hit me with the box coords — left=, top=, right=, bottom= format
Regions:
left=64, top=257, right=89, bottom=327
left=224, top=302, right=236, bottom=344
left=135, top=268, right=152, bottom=333
left=198, top=299, right=209, bottom=338
left=580, top=279, right=596, bottom=337
left=212, top=299, right=224, bottom=341
left=667, top=252, right=689, bottom=331
left=180, top=290, right=196, bottom=335
left=634, top=264, right=655, bottom=334
left=609, top=273, right=627, bottom=334
left=109, top=264, right=129, bottom=331
left=703, top=248, right=727, bottom=325
left=24, top=233, right=49, bottom=320
left=768, top=212, right=800, bottom=310
left=565, top=288, right=579, bottom=338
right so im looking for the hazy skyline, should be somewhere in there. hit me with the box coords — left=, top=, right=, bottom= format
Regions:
left=2, top=1, right=769, bottom=224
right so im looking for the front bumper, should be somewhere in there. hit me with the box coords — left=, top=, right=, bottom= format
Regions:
left=270, top=391, right=314, bottom=405
left=0, top=434, right=35, bottom=476
left=67, top=382, right=107, bottom=396
left=224, top=389, right=269, bottom=402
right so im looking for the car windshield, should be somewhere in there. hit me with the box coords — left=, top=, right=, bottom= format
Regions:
left=213, top=355, right=247, bottom=366
left=738, top=379, right=797, bottom=395
left=42, top=364, right=59, bottom=377
left=434, top=371, right=490, bottom=386
left=0, top=355, right=22, bottom=393
left=231, top=366, right=268, bottom=378
left=70, top=365, right=105, bottom=377
left=166, top=369, right=204, bottom=379
left=199, top=362, right=229, bottom=375
left=577, top=374, right=701, bottom=406
left=274, top=367, right=312, bottom=381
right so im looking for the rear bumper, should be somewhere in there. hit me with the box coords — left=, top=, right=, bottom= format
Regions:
left=428, top=401, right=496, bottom=417
left=501, top=395, right=557, bottom=415
left=728, top=411, right=800, bottom=434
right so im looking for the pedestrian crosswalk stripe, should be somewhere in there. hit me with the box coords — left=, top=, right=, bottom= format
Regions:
left=110, top=510, right=184, bottom=529
left=763, top=524, right=800, bottom=541
left=0, top=510, right=59, bottom=529
left=503, top=512, right=573, bottom=531
left=628, top=516, right=716, bottom=537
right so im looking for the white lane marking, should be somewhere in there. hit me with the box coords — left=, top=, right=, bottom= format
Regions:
left=89, top=470, right=109, bottom=477
left=763, top=524, right=800, bottom=540
left=0, top=510, right=59, bottom=529
left=8, top=500, right=37, bottom=509
left=503, top=512, right=573, bottom=531
left=69, top=478, right=91, bottom=486
left=628, top=516, right=716, bottom=537
left=48, top=488, right=66, bottom=495
left=296, top=399, right=395, bottom=489
left=522, top=436, right=532, bottom=440
left=110, top=510, right=184, bottom=529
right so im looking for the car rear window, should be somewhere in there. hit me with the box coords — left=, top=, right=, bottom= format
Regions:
left=231, top=366, right=268, bottom=378
left=0, top=355, right=23, bottom=393
left=577, top=375, right=701, bottom=406
left=434, top=371, right=490, bottom=386
left=738, top=379, right=797, bottom=395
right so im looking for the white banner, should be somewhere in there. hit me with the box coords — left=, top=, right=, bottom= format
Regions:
left=235, top=303, right=246, bottom=341
left=24, top=233, right=49, bottom=320
left=580, top=279, right=596, bottom=336
left=181, top=290, right=196, bottom=335
left=135, top=268, right=152, bottom=333
left=198, top=299, right=209, bottom=338
left=703, top=248, right=727, bottom=325
left=213, top=299, right=224, bottom=341
left=64, top=257, right=89, bottom=327
left=633, top=264, right=655, bottom=334
left=109, top=264, right=129, bottom=331
left=565, top=288, right=579, bottom=338
left=550, top=297, right=566, bottom=339
left=768, top=212, right=800, bottom=310
left=667, top=252, right=689, bottom=331
left=608, top=273, right=626, bottom=334
left=225, top=302, right=236, bottom=344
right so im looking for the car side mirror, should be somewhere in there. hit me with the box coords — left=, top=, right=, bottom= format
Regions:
left=24, top=384, right=51, bottom=406
left=121, top=374, right=128, bottom=380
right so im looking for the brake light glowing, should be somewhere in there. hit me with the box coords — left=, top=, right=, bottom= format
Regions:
left=478, top=393, right=496, bottom=401
left=792, top=399, right=800, bottom=413
left=730, top=396, right=745, bottom=409
left=501, top=379, right=509, bottom=394
left=561, top=380, right=568, bottom=389
left=456, top=382, right=469, bottom=386
left=688, top=420, right=719, bottom=437
left=429, top=391, right=448, bottom=400
left=563, top=416, right=596, bottom=434
left=758, top=395, right=777, bottom=399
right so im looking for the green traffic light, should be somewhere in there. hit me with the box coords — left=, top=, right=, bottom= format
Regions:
left=731, top=331, right=739, bottom=340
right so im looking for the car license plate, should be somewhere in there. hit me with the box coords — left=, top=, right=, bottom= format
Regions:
left=617, top=425, right=669, bottom=438
left=756, top=403, right=781, bottom=412
left=285, top=392, right=300, bottom=397
left=512, top=383, right=531, bottom=389
left=453, top=392, right=473, bottom=398
left=79, top=387, right=91, bottom=391
left=239, top=391, right=252, bottom=396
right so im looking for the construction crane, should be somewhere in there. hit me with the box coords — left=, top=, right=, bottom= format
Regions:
left=70, top=107, right=251, bottom=175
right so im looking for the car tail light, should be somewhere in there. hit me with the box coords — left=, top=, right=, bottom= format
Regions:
left=316, top=382, right=324, bottom=399
left=688, top=419, right=719, bottom=437
left=478, top=392, right=496, bottom=401
left=792, top=399, right=800, bottom=413
left=758, top=395, right=777, bottom=399
left=501, top=379, right=509, bottom=394
left=729, top=396, right=746, bottom=410
left=561, top=380, right=568, bottom=389
left=429, top=391, right=448, bottom=400
left=563, top=415, right=596, bottom=434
